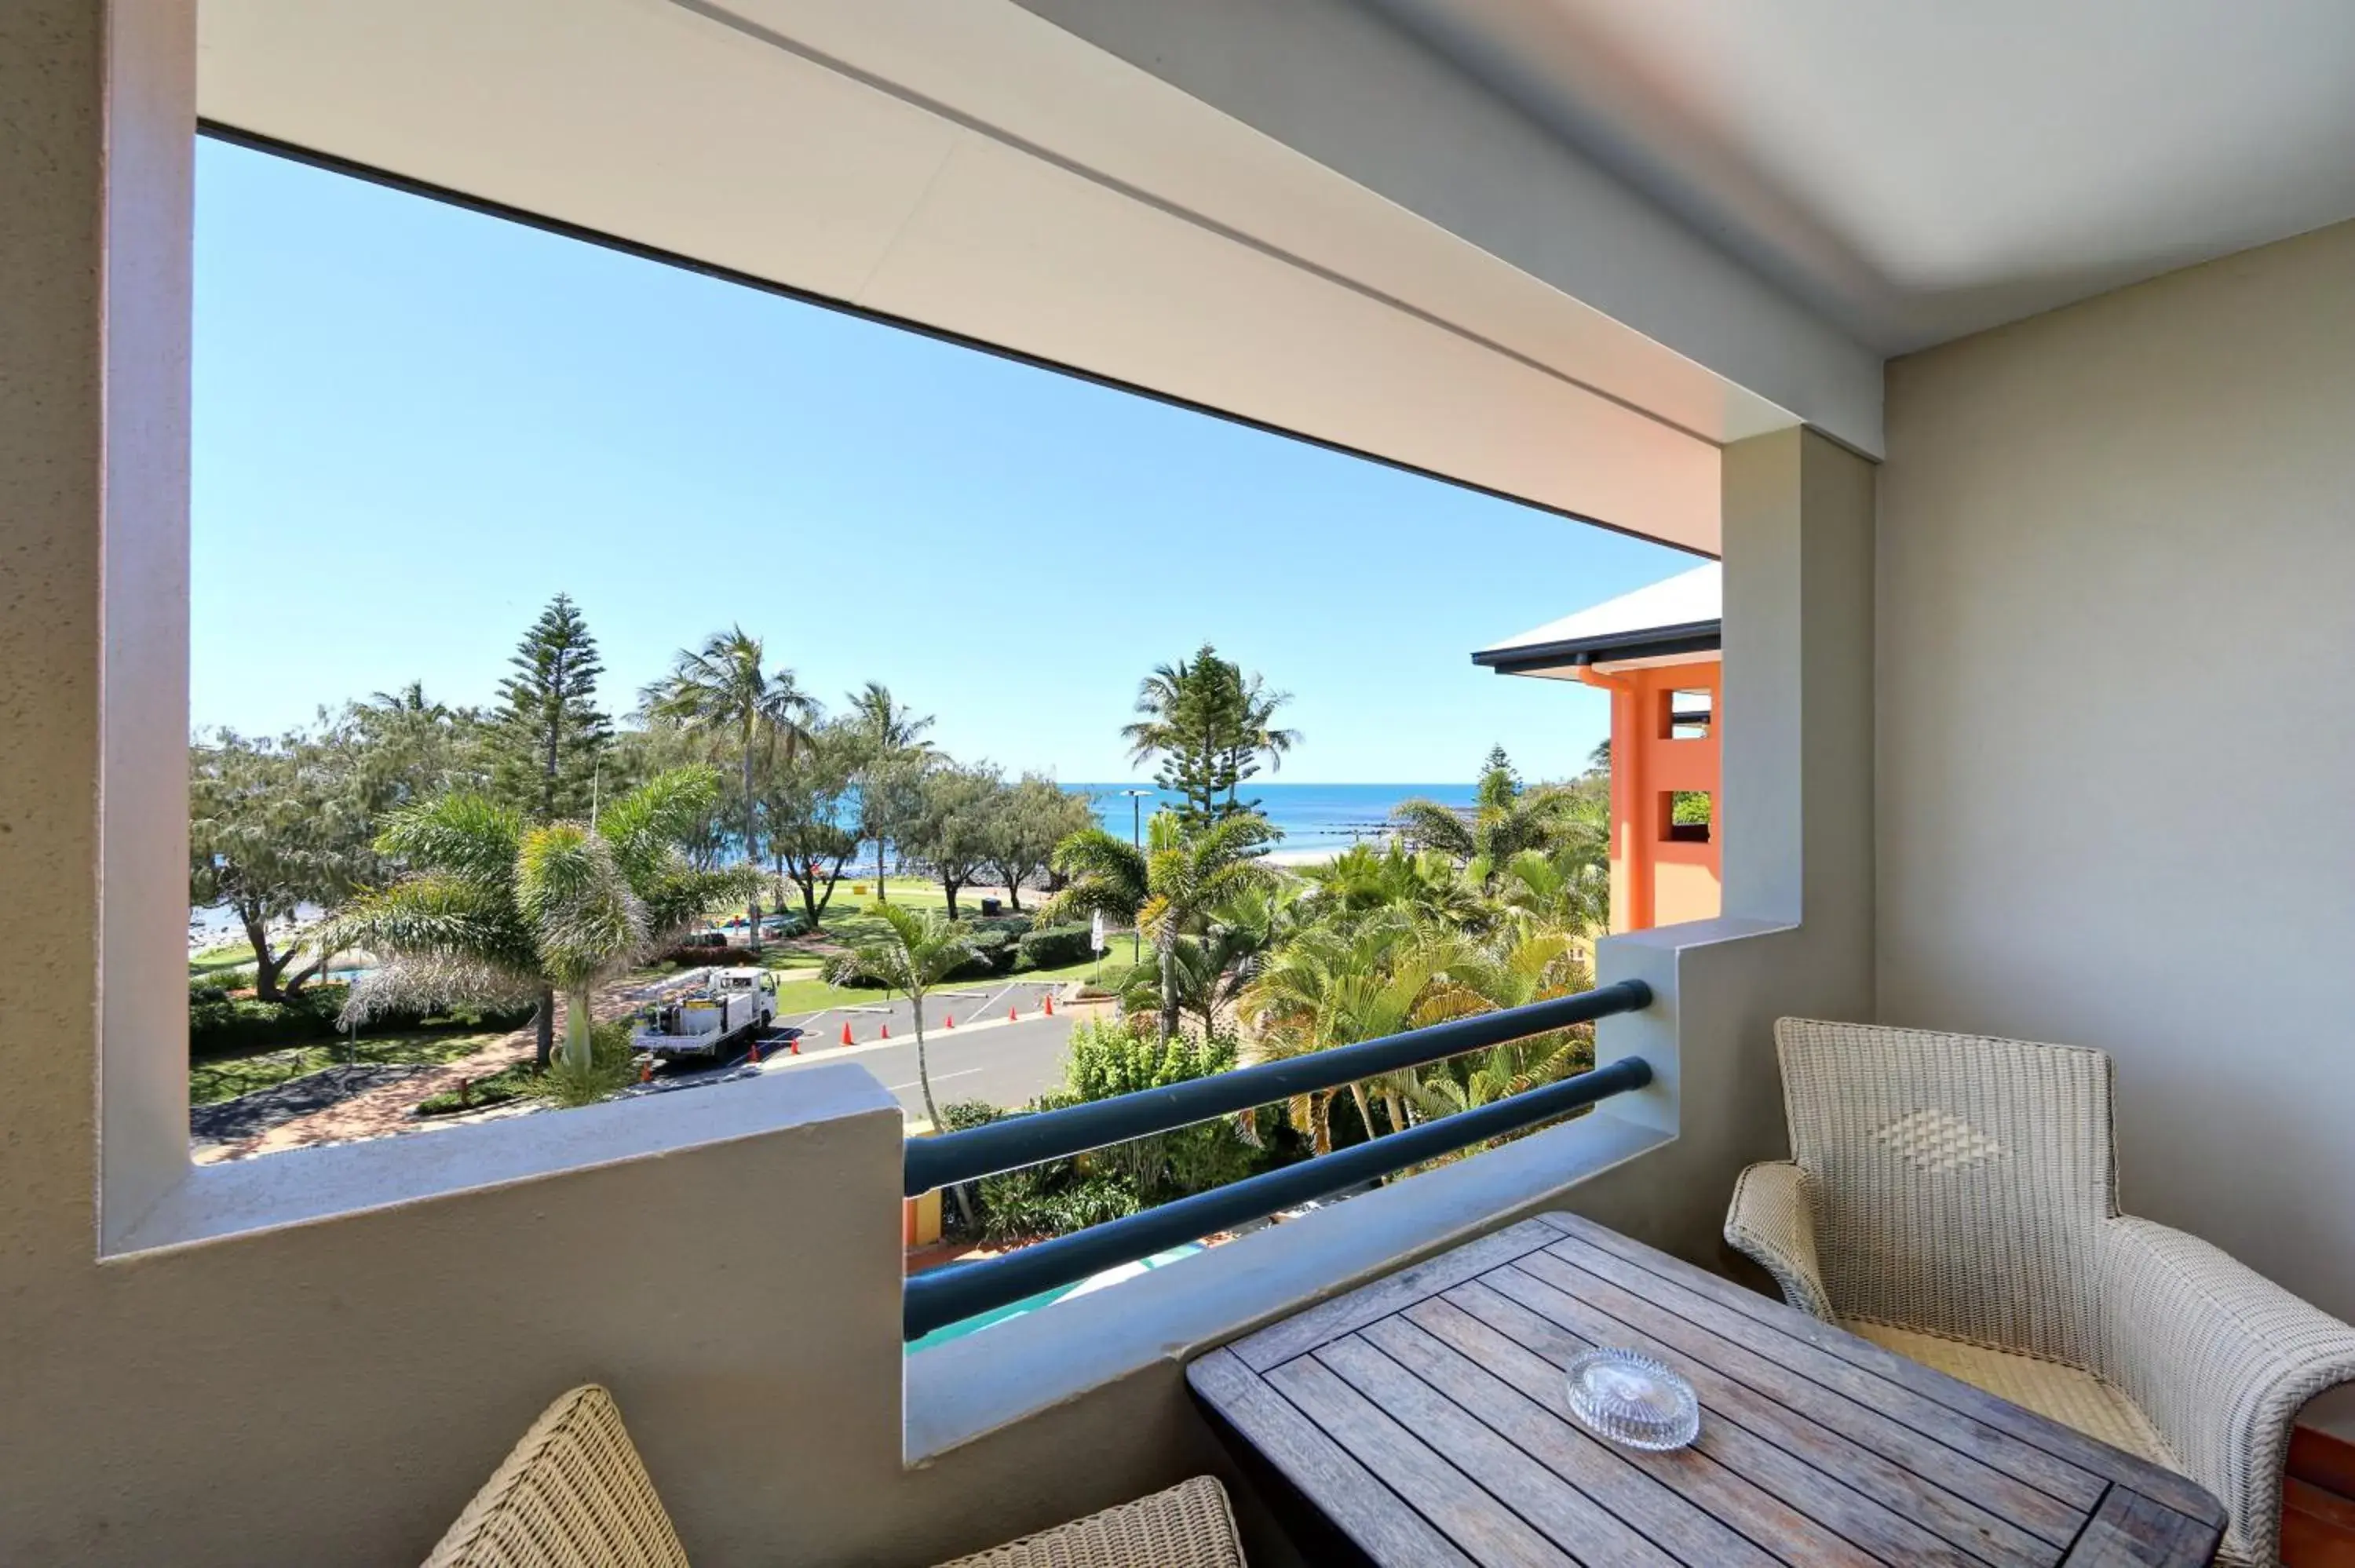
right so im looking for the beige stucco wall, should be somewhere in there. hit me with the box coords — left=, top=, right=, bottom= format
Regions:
left=1877, top=220, right=2355, bottom=1344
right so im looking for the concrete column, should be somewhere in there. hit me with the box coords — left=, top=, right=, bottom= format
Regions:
left=1579, top=427, right=1875, bottom=1266
left=2, top=0, right=195, bottom=1256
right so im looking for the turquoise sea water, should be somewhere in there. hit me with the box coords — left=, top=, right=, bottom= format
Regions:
left=1075, top=782, right=1476, bottom=853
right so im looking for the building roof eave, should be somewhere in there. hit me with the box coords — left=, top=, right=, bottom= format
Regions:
left=1470, top=620, right=1722, bottom=676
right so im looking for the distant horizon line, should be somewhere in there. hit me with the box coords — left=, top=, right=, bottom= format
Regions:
left=1064, top=779, right=1477, bottom=788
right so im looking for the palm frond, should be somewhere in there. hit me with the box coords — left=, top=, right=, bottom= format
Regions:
left=600, top=764, right=726, bottom=879
left=1389, top=797, right=1476, bottom=859
left=515, top=824, right=647, bottom=988
left=374, top=793, right=522, bottom=884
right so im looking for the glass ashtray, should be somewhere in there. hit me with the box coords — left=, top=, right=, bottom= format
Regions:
left=1563, top=1348, right=1700, bottom=1450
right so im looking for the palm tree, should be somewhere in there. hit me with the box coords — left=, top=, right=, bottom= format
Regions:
left=1106, top=884, right=1294, bottom=1039
left=1222, top=670, right=1301, bottom=814
left=1391, top=778, right=1598, bottom=892
left=323, top=767, right=747, bottom=1070
left=1038, top=826, right=1150, bottom=932
left=1237, top=912, right=1443, bottom=1150
left=642, top=629, right=816, bottom=950
left=1137, top=811, right=1278, bottom=1041
left=1300, top=841, right=1493, bottom=933
left=1408, top=923, right=1597, bottom=1136
left=833, top=903, right=976, bottom=1136
left=1122, top=647, right=1299, bottom=824
left=1497, top=844, right=1610, bottom=936
left=844, top=681, right=934, bottom=903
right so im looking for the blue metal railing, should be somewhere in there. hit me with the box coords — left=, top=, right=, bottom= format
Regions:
left=902, top=979, right=1652, bottom=1340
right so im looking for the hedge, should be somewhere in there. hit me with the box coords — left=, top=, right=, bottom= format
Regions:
left=1015, top=922, right=1096, bottom=971
left=947, top=925, right=1023, bottom=979
left=188, top=982, right=535, bottom=1058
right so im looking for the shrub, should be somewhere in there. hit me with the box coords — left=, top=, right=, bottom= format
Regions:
left=188, top=986, right=346, bottom=1056
left=188, top=983, right=534, bottom=1059
left=978, top=1170, right=1141, bottom=1245
left=1015, top=922, right=1095, bottom=971
left=661, top=943, right=743, bottom=968
left=1061, top=1017, right=1260, bottom=1202
left=1063, top=1016, right=1237, bottom=1100
left=544, top=1021, right=637, bottom=1108
left=947, top=924, right=1022, bottom=979
left=937, top=1099, right=1006, bottom=1132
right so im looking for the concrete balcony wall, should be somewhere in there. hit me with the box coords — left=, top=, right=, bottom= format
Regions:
left=1876, top=216, right=2355, bottom=1410
left=2, top=9, right=918, bottom=1562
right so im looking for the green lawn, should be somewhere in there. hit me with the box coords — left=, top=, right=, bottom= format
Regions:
left=188, top=1029, right=501, bottom=1105
left=188, top=941, right=257, bottom=977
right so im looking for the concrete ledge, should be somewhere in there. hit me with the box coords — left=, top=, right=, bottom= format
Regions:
left=902, top=1107, right=1671, bottom=1463
left=104, top=1062, right=898, bottom=1259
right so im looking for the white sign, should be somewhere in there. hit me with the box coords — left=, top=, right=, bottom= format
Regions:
left=1090, top=910, right=1107, bottom=954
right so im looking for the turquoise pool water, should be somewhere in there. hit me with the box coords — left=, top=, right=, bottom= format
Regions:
left=905, top=1244, right=1206, bottom=1355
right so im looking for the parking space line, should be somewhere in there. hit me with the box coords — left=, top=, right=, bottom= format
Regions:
left=885, top=1067, right=982, bottom=1092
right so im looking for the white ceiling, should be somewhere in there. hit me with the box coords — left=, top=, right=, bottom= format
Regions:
left=1368, top=0, right=2355, bottom=352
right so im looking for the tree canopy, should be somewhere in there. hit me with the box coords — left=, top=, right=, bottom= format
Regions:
left=641, top=626, right=816, bottom=949
left=1122, top=644, right=1298, bottom=826
left=323, top=766, right=749, bottom=1068
left=487, top=593, right=610, bottom=823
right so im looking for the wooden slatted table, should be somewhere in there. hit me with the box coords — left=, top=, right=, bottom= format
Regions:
left=1189, top=1212, right=2225, bottom=1566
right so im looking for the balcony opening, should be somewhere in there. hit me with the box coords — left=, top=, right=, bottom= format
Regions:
left=184, top=130, right=1689, bottom=1338
left=1661, top=790, right=1713, bottom=844
left=1664, top=687, right=1714, bottom=739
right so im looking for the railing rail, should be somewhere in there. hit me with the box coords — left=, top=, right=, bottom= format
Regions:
left=901, top=979, right=1653, bottom=1341
left=903, top=978, right=1652, bottom=1197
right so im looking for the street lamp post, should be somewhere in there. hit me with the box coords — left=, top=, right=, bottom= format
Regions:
left=1119, top=788, right=1152, bottom=965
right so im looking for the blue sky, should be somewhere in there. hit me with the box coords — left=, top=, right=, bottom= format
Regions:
left=192, top=138, right=1695, bottom=783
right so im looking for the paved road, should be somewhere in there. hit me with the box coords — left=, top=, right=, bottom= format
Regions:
left=638, top=980, right=1090, bottom=1121
left=758, top=1008, right=1085, bottom=1121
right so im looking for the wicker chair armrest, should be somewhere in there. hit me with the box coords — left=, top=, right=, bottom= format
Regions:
left=1725, top=1161, right=1835, bottom=1322
left=2098, top=1216, right=2355, bottom=1566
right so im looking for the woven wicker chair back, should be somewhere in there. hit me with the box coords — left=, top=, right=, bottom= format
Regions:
left=1776, top=1018, right=2120, bottom=1364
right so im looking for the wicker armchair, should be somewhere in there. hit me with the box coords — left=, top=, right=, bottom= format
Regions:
left=930, top=1476, right=1246, bottom=1567
left=422, top=1386, right=689, bottom=1568
left=422, top=1384, right=1245, bottom=1568
left=1727, top=1019, right=2355, bottom=1568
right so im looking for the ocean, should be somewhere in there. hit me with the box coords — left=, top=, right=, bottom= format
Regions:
left=187, top=781, right=1480, bottom=949
left=1074, top=782, right=1476, bottom=855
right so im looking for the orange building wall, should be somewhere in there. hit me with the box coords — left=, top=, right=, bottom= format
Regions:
left=1573, top=658, right=1722, bottom=932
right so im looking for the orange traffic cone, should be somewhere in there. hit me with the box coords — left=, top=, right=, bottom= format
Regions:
left=840, top=1021, right=853, bottom=1046
left=944, top=1014, right=955, bottom=1030
left=1042, top=994, right=1053, bottom=1016
left=639, top=1062, right=652, bottom=1083
left=880, top=1023, right=889, bottom=1039
left=748, top=1038, right=762, bottom=1064
left=1008, top=1005, right=1019, bottom=1023
left=788, top=1034, right=800, bottom=1056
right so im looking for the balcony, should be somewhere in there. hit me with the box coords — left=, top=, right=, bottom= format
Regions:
left=11, top=1, right=2355, bottom=1563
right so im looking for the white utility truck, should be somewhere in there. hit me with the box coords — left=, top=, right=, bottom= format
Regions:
left=631, top=967, right=777, bottom=1061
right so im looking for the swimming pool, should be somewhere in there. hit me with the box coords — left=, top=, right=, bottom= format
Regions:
left=904, top=1243, right=1205, bottom=1354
